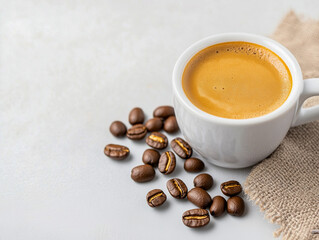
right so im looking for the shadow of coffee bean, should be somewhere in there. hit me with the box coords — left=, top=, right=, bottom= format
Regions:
left=151, top=172, right=159, bottom=182
left=169, top=164, right=183, bottom=177
left=211, top=211, right=227, bottom=220
left=107, top=153, right=133, bottom=164
left=153, top=200, right=170, bottom=212
left=241, top=201, right=249, bottom=217
left=189, top=221, right=214, bottom=232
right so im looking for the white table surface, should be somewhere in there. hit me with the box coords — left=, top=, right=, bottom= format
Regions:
left=1, top=1, right=319, bottom=239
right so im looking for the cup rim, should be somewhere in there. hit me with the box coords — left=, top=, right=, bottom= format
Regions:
left=172, top=32, right=303, bottom=125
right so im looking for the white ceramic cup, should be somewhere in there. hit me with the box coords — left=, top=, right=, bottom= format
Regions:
left=172, top=33, right=319, bottom=168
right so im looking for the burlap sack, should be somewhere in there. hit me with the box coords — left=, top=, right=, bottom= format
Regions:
left=244, top=11, right=319, bottom=240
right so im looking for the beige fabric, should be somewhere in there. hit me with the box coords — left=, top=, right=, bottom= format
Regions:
left=244, top=11, right=319, bottom=240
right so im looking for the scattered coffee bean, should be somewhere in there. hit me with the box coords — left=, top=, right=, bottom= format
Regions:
left=146, top=132, right=168, bottom=149
left=227, top=196, right=245, bottom=216
left=209, top=196, right=226, bottom=217
left=182, top=209, right=210, bottom=228
left=142, top=149, right=160, bottom=166
left=145, top=118, right=163, bottom=132
left=104, top=144, right=130, bottom=160
left=171, top=137, right=192, bottom=159
left=129, top=107, right=145, bottom=125
left=131, top=164, right=155, bottom=182
left=163, top=116, right=179, bottom=133
left=146, top=189, right=167, bottom=207
left=187, top=187, right=212, bottom=209
left=158, top=151, right=176, bottom=174
left=153, top=106, right=175, bottom=119
left=193, top=173, right=214, bottom=190
left=184, top=158, right=205, bottom=172
left=109, top=121, right=127, bottom=137
left=126, top=124, right=147, bottom=140
left=220, top=180, right=242, bottom=196
left=166, top=178, right=188, bottom=199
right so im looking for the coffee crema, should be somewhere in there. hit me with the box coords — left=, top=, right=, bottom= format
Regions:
left=182, top=42, right=292, bottom=119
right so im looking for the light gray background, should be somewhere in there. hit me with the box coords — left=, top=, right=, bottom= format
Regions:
left=1, top=0, right=319, bottom=239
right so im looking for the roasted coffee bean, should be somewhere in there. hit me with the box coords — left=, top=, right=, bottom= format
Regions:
left=227, top=196, right=245, bottom=216
left=158, top=151, right=176, bottom=174
left=187, top=187, right=212, bottom=209
left=166, top=178, right=188, bottom=199
left=109, top=121, right=127, bottom=137
left=153, top=106, right=175, bottom=119
left=171, top=137, right=192, bottom=159
left=126, top=124, right=147, bottom=140
left=145, top=118, right=163, bottom=132
left=182, top=209, right=210, bottom=228
left=146, top=132, right=168, bottom=149
left=209, top=196, right=226, bottom=217
left=129, top=107, right=144, bottom=125
left=104, top=144, right=130, bottom=160
left=193, top=173, right=214, bottom=190
left=184, top=158, right=205, bottom=172
left=220, top=180, right=242, bottom=196
left=142, top=149, right=160, bottom=166
left=146, top=189, right=167, bottom=207
left=163, top=116, right=179, bottom=133
left=131, top=164, right=155, bottom=182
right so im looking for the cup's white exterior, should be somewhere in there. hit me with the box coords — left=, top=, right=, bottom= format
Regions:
left=173, top=33, right=305, bottom=168
left=174, top=98, right=297, bottom=168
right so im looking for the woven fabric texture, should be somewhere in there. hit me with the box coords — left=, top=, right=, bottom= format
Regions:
left=244, top=11, right=319, bottom=240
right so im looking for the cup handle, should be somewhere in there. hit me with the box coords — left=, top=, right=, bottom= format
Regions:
left=292, top=78, right=319, bottom=127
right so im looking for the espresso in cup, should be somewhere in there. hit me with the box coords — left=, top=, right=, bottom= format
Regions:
left=182, top=42, right=292, bottom=119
